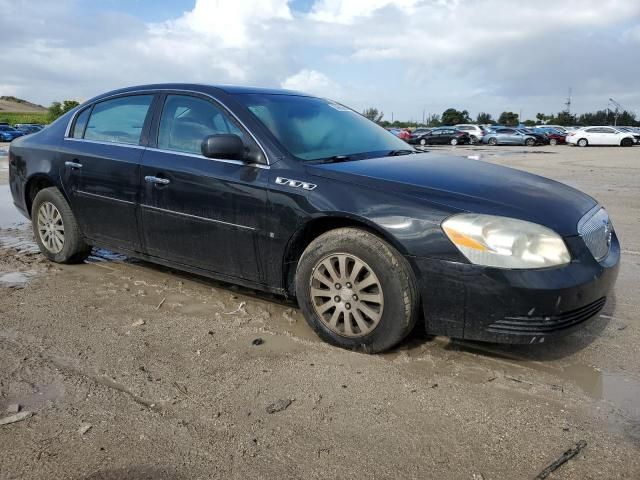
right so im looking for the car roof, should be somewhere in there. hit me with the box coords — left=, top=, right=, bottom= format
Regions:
left=85, top=83, right=313, bottom=104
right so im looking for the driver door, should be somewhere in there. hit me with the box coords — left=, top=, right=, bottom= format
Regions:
left=139, top=93, right=270, bottom=282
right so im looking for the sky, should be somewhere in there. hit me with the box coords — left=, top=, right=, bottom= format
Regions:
left=1, top=0, right=640, bottom=121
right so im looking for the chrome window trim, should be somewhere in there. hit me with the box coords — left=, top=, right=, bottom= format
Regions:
left=146, top=147, right=270, bottom=169
left=64, top=137, right=147, bottom=150
left=140, top=204, right=255, bottom=231
left=64, top=88, right=271, bottom=166
left=75, top=190, right=136, bottom=205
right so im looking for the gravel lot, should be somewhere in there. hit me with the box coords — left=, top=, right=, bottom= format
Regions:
left=0, top=142, right=639, bottom=479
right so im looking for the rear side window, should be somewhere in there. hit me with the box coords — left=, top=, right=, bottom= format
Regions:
left=84, top=95, right=153, bottom=145
left=71, top=107, right=91, bottom=139
left=158, top=95, right=244, bottom=155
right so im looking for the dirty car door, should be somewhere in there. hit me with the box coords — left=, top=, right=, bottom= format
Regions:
left=60, top=94, right=154, bottom=251
left=139, top=93, right=269, bottom=283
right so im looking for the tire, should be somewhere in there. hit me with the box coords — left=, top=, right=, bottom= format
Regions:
left=295, top=228, right=419, bottom=353
left=577, top=138, right=588, bottom=147
left=419, top=138, right=427, bottom=146
left=621, top=138, right=634, bottom=147
left=549, top=138, right=558, bottom=146
left=470, top=135, right=478, bottom=144
left=450, top=138, right=458, bottom=146
left=488, top=137, right=498, bottom=146
left=31, top=187, right=91, bottom=264
left=525, top=138, right=536, bottom=147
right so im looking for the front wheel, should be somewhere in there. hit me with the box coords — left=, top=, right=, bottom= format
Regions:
left=621, top=138, right=634, bottom=147
left=549, top=138, right=558, bottom=146
left=450, top=138, right=459, bottom=146
left=419, top=138, right=427, bottom=146
left=295, top=228, right=419, bottom=353
left=525, top=138, right=536, bottom=147
left=577, top=138, right=588, bottom=147
left=488, top=137, right=498, bottom=146
left=31, top=187, right=92, bottom=264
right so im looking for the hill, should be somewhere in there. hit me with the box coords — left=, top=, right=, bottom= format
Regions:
left=0, top=96, right=47, bottom=113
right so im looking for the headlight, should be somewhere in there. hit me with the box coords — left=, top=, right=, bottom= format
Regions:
left=442, top=214, right=570, bottom=269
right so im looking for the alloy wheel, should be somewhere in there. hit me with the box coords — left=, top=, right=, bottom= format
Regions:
left=37, top=201, right=65, bottom=253
left=309, top=253, right=384, bottom=337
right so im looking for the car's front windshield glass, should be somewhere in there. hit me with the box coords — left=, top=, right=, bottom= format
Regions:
left=235, top=94, right=410, bottom=161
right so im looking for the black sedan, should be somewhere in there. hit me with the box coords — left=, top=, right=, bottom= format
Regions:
left=8, top=84, right=620, bottom=352
left=409, top=127, right=472, bottom=146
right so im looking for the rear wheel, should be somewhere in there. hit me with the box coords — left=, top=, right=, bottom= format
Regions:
left=577, top=138, right=588, bottom=147
left=295, top=228, right=418, bottom=353
left=419, top=138, right=427, bottom=146
left=450, top=138, right=459, bottom=146
left=470, top=135, right=479, bottom=144
left=488, top=137, right=498, bottom=146
left=621, top=137, right=634, bottom=147
left=31, top=187, right=91, bottom=264
left=549, top=138, right=558, bottom=146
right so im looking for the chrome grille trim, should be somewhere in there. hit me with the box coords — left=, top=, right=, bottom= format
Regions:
left=578, top=207, right=611, bottom=261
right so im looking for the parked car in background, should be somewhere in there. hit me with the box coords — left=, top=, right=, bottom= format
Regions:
left=412, top=127, right=471, bottom=146
left=9, top=83, right=619, bottom=352
left=454, top=124, right=486, bottom=143
left=516, top=128, right=547, bottom=145
left=398, top=128, right=412, bottom=141
left=566, top=126, right=636, bottom=147
left=532, top=127, right=567, bottom=145
left=0, top=125, right=25, bottom=142
left=407, top=127, right=432, bottom=145
left=482, top=127, right=539, bottom=146
left=387, top=128, right=402, bottom=137
left=14, top=125, right=42, bottom=135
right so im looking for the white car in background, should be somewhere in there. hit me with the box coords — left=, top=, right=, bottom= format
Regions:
left=566, top=126, right=636, bottom=147
left=454, top=124, right=486, bottom=143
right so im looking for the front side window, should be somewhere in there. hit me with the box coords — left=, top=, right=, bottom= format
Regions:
left=84, top=95, right=153, bottom=145
left=235, top=94, right=409, bottom=161
left=158, top=95, right=244, bottom=155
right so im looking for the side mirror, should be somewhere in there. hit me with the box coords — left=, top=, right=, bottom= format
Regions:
left=201, top=134, right=245, bottom=160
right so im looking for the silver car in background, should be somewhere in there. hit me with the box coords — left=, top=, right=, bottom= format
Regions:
left=481, top=127, right=539, bottom=146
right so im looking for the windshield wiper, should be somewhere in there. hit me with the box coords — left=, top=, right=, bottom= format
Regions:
left=387, top=149, right=416, bottom=156
left=308, top=155, right=356, bottom=164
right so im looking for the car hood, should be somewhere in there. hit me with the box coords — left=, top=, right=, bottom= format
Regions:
left=308, top=153, right=597, bottom=236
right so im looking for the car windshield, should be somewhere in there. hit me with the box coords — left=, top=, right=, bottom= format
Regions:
left=235, top=94, right=410, bottom=161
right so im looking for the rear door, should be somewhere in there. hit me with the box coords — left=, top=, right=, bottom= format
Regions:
left=60, top=94, right=155, bottom=251
left=138, top=93, right=270, bottom=283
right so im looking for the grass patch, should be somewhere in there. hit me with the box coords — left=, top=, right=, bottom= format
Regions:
left=0, top=112, right=49, bottom=125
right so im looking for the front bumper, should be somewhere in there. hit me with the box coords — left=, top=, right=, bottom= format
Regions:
left=412, top=233, right=620, bottom=344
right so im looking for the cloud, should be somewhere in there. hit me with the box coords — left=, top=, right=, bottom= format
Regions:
left=0, top=0, right=639, bottom=119
left=281, top=69, right=342, bottom=97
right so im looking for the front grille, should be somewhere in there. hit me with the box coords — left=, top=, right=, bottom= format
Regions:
left=487, top=297, right=606, bottom=335
left=578, top=208, right=611, bottom=261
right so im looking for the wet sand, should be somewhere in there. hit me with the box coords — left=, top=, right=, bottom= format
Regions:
left=1, top=143, right=639, bottom=479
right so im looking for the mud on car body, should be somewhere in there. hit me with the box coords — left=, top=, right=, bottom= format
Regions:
left=9, top=84, right=620, bottom=352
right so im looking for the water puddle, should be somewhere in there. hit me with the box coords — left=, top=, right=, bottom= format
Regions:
left=0, top=185, right=28, bottom=229
left=0, top=271, right=33, bottom=288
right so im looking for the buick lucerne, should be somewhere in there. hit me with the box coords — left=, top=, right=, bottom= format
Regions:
left=9, top=84, right=620, bottom=352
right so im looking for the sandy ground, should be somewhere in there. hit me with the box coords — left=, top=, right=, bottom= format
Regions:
left=0, top=142, right=639, bottom=479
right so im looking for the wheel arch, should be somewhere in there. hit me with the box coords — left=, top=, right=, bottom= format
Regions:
left=24, top=174, right=66, bottom=216
left=281, top=214, right=413, bottom=296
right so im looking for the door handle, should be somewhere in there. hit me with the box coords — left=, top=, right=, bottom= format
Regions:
left=145, top=175, right=170, bottom=185
left=65, top=161, right=83, bottom=169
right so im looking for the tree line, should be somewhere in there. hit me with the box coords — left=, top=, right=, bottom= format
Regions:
left=362, top=107, right=639, bottom=128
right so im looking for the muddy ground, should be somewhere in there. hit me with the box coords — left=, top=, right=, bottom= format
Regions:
left=0, top=142, right=638, bottom=479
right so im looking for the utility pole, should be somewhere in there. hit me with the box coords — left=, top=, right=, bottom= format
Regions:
left=564, top=87, right=572, bottom=114
left=608, top=98, right=624, bottom=126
